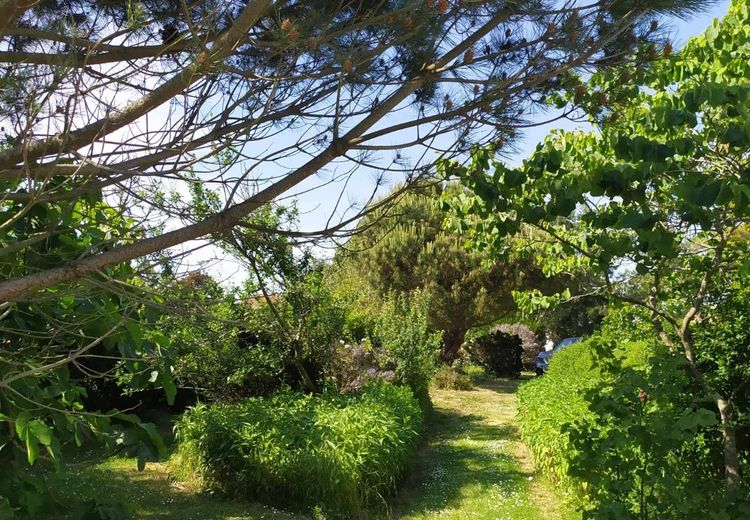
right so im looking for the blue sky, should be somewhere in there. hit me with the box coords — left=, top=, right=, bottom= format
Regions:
left=198, top=0, right=733, bottom=286
left=507, top=0, right=731, bottom=162
left=289, top=0, right=732, bottom=227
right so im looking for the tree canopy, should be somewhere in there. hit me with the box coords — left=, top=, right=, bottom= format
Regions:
left=338, top=183, right=549, bottom=360
left=0, top=0, right=708, bottom=302
left=445, top=0, right=750, bottom=490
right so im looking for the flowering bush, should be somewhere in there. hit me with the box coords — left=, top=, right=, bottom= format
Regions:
left=328, top=339, right=394, bottom=392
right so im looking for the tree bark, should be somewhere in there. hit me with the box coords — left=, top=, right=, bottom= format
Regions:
left=716, top=395, right=741, bottom=491
left=669, top=237, right=741, bottom=489
left=674, top=330, right=742, bottom=490
left=290, top=355, right=317, bottom=394
left=0, top=1, right=19, bottom=38
left=0, top=0, right=36, bottom=39
left=440, top=329, right=467, bottom=363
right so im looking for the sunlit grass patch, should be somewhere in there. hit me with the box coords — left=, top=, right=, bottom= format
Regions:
left=393, top=380, right=580, bottom=520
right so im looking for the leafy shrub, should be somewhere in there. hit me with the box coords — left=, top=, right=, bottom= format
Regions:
left=173, top=382, right=422, bottom=518
left=462, top=363, right=487, bottom=382
left=243, top=267, right=349, bottom=393
left=693, top=275, right=750, bottom=450
left=432, top=365, right=473, bottom=390
left=517, top=318, right=750, bottom=518
left=373, top=291, right=441, bottom=406
left=467, top=329, right=523, bottom=378
left=327, top=339, right=395, bottom=392
left=516, top=337, right=603, bottom=500
left=567, top=346, right=744, bottom=518
left=159, top=274, right=284, bottom=401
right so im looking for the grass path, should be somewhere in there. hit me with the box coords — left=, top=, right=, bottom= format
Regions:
left=48, top=379, right=578, bottom=519
left=391, top=378, right=580, bottom=520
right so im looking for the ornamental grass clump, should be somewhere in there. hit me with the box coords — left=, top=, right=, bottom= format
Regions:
left=173, top=382, right=422, bottom=517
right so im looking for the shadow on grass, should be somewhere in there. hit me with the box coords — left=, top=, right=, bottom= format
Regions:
left=390, top=382, right=532, bottom=518
left=478, top=377, right=526, bottom=393
left=49, top=458, right=301, bottom=520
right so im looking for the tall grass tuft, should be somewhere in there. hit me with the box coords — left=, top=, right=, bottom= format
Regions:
left=173, top=382, right=422, bottom=517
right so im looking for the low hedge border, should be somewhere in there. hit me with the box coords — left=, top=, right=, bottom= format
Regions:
left=172, top=382, right=422, bottom=517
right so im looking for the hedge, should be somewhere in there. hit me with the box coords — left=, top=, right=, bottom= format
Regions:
left=516, top=337, right=654, bottom=502
left=172, top=382, right=422, bottom=517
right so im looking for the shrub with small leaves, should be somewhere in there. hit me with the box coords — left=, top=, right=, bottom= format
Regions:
left=327, top=339, right=394, bottom=393
left=432, top=365, right=473, bottom=390
left=373, top=291, right=442, bottom=406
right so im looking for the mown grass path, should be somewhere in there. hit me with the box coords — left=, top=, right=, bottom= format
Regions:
left=391, top=378, right=580, bottom=520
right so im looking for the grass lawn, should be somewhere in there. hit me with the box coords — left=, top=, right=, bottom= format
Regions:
left=48, top=456, right=300, bottom=519
left=46, top=379, right=579, bottom=519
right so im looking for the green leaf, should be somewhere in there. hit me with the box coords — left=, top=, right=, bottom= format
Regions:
left=162, top=372, right=177, bottom=406
left=151, top=331, right=170, bottom=350
left=138, top=422, right=167, bottom=460
left=25, top=437, right=40, bottom=465
left=504, top=169, right=526, bottom=188
left=15, top=412, right=29, bottom=440
left=125, top=319, right=143, bottom=349
left=28, top=420, right=52, bottom=446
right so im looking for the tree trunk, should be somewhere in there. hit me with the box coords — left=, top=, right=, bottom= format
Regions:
left=440, top=329, right=466, bottom=363
left=291, top=356, right=317, bottom=393
left=716, top=395, right=741, bottom=491
left=680, top=338, right=742, bottom=489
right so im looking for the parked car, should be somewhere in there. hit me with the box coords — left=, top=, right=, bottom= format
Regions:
left=534, top=336, right=581, bottom=375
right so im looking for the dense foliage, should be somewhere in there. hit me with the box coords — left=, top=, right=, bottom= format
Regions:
left=157, top=273, right=285, bottom=401
left=173, top=382, right=422, bottom=518
left=448, top=0, right=750, bottom=492
left=0, top=0, right=726, bottom=516
left=338, top=184, right=540, bottom=361
left=431, top=365, right=473, bottom=391
left=467, top=329, right=523, bottom=378
left=0, top=199, right=174, bottom=516
left=373, top=291, right=442, bottom=405
left=518, top=308, right=750, bottom=518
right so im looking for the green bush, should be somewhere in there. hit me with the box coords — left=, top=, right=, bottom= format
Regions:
left=462, top=363, right=486, bottom=382
left=517, top=316, right=750, bottom=518
left=159, top=273, right=285, bottom=401
left=173, top=382, right=422, bottom=517
left=565, top=346, right=742, bottom=518
left=467, top=329, right=523, bottom=378
left=516, top=336, right=603, bottom=501
left=374, top=291, right=441, bottom=406
left=431, top=365, right=473, bottom=390
left=517, top=335, right=682, bottom=496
